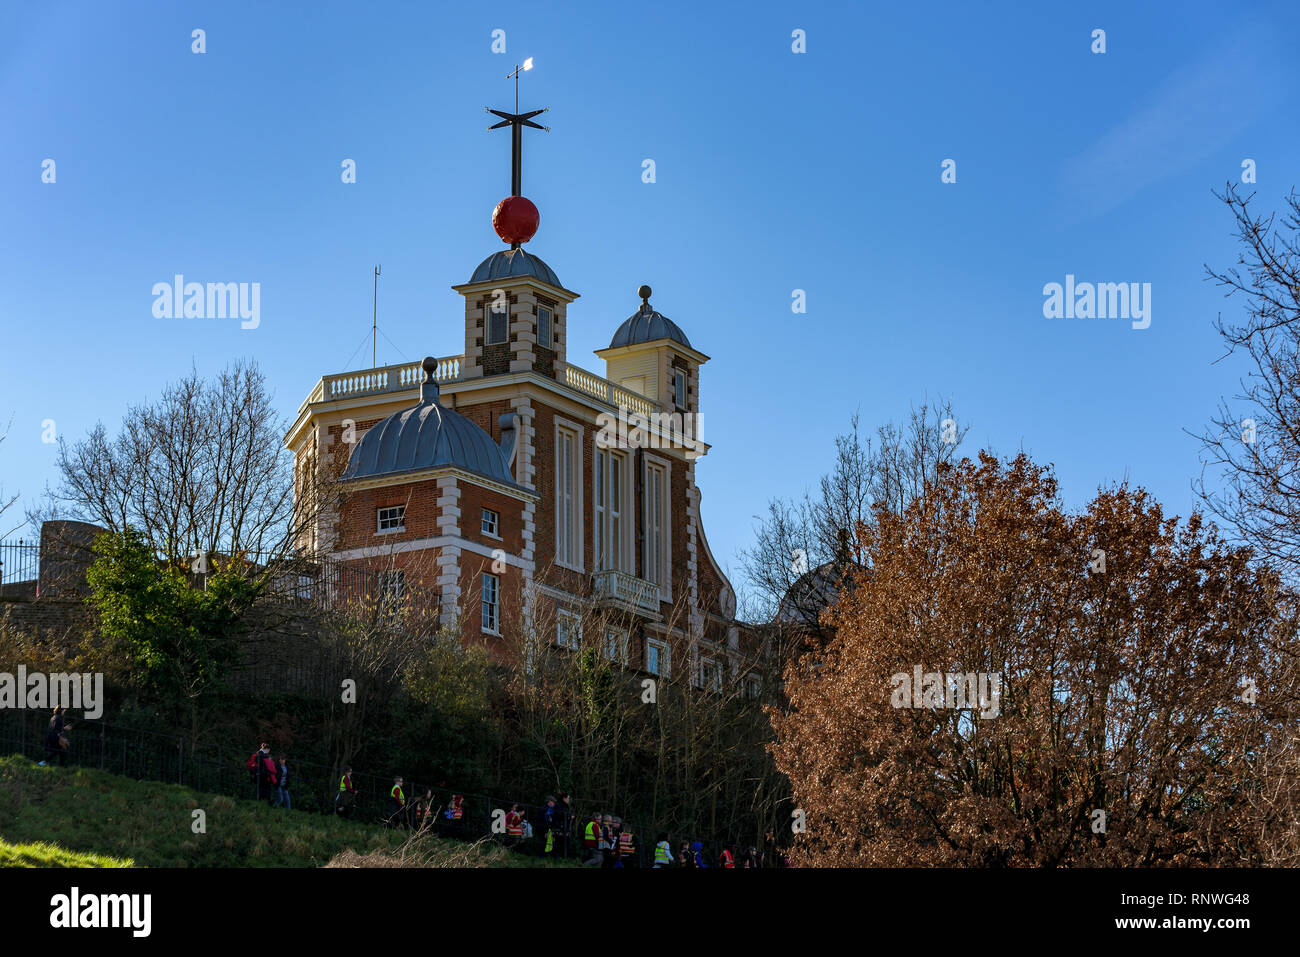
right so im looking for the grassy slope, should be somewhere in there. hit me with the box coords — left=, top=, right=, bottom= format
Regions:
left=0, top=838, right=133, bottom=868
left=0, top=756, right=568, bottom=868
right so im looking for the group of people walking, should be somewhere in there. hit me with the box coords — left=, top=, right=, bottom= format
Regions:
left=251, top=745, right=785, bottom=866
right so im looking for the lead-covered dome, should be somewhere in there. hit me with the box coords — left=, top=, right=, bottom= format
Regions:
left=608, top=286, right=691, bottom=349
left=469, top=248, right=562, bottom=289
left=342, top=359, right=517, bottom=487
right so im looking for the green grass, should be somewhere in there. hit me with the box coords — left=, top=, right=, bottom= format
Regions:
left=0, top=838, right=133, bottom=868
left=0, top=755, right=573, bottom=868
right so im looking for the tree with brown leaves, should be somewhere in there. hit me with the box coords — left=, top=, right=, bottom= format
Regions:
left=772, top=452, right=1298, bottom=867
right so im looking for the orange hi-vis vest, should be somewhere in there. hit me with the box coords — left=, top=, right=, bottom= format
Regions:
left=619, top=831, right=635, bottom=856
left=506, top=812, right=523, bottom=837
left=450, top=796, right=464, bottom=820
left=720, top=848, right=735, bottom=868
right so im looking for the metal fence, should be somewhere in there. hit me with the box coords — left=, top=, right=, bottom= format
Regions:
left=0, top=709, right=771, bottom=867
left=0, top=536, right=399, bottom=612
left=0, top=539, right=39, bottom=588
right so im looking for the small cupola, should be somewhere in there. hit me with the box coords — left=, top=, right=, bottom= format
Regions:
left=596, top=285, right=710, bottom=412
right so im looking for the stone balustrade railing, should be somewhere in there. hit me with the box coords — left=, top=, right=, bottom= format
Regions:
left=593, top=569, right=661, bottom=617
left=320, top=357, right=461, bottom=402
left=562, top=365, right=657, bottom=418
left=307, top=355, right=657, bottom=418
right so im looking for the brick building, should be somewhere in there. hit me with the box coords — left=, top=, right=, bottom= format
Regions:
left=285, top=124, right=751, bottom=692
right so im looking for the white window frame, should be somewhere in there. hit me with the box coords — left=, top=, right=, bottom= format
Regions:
left=481, top=572, right=500, bottom=634
left=643, top=456, right=671, bottom=600
left=603, top=628, right=627, bottom=665
left=481, top=507, right=500, bottom=538
left=673, top=368, right=686, bottom=409
left=593, top=445, right=629, bottom=572
left=594, top=450, right=604, bottom=571
left=486, top=300, right=508, bottom=345
left=538, top=305, right=553, bottom=347
left=646, top=638, right=670, bottom=678
left=377, top=505, right=406, bottom=534
left=556, top=609, right=581, bottom=649
left=554, top=420, right=584, bottom=571
left=697, top=657, right=722, bottom=692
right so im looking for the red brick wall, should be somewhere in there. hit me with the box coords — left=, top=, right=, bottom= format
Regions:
left=336, top=479, right=443, bottom=551
left=455, top=552, right=524, bottom=665
left=455, top=483, right=525, bottom=555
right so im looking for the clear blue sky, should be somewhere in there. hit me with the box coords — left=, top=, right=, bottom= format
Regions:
left=2, top=0, right=1297, bottom=593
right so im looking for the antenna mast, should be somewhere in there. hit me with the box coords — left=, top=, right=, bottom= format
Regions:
left=372, top=265, right=381, bottom=367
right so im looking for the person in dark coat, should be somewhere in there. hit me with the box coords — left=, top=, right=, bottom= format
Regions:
left=43, top=708, right=69, bottom=766
left=272, top=755, right=291, bottom=810
left=551, top=792, right=573, bottom=859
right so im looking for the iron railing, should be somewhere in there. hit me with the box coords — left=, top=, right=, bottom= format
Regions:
left=0, top=539, right=39, bottom=590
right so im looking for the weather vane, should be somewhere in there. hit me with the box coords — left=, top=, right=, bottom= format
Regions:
left=485, top=57, right=548, bottom=247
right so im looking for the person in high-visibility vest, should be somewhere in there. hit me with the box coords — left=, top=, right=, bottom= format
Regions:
left=719, top=843, right=736, bottom=868
left=653, top=832, right=673, bottom=868
left=505, top=803, right=524, bottom=846
left=335, top=766, right=357, bottom=818
left=448, top=794, right=464, bottom=820
left=583, top=813, right=603, bottom=866
left=387, top=776, right=406, bottom=827
left=618, top=825, right=636, bottom=867
left=539, top=796, right=557, bottom=859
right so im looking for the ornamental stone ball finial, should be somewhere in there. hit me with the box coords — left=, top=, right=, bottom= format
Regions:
left=420, top=357, right=440, bottom=402
left=638, top=284, right=652, bottom=304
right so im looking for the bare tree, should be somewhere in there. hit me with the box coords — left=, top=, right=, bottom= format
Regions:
left=1197, top=185, right=1300, bottom=582
left=741, top=399, right=968, bottom=627
left=318, top=541, right=449, bottom=789
left=41, top=360, right=322, bottom=566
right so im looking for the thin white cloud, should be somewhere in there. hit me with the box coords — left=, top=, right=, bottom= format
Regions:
left=1060, top=23, right=1283, bottom=220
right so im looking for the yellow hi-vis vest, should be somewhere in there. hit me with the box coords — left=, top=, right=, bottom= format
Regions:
left=654, top=842, right=672, bottom=865
left=390, top=784, right=404, bottom=805
left=585, top=821, right=599, bottom=844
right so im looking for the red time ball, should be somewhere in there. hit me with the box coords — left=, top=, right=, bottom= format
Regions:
left=492, top=195, right=540, bottom=244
